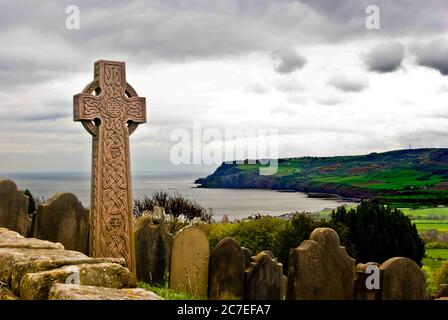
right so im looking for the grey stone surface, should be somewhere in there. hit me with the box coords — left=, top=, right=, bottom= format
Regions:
left=20, top=262, right=130, bottom=300
left=49, top=283, right=162, bottom=300
left=0, top=227, right=63, bottom=250
left=0, top=248, right=87, bottom=284
left=11, top=256, right=125, bottom=295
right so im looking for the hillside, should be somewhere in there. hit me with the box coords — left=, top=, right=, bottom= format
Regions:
left=195, top=148, right=448, bottom=206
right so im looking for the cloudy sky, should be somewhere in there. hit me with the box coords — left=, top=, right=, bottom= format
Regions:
left=0, top=0, right=448, bottom=173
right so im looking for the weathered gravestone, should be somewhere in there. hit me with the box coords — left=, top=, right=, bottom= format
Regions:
left=379, top=257, right=426, bottom=300
left=134, top=220, right=173, bottom=285
left=354, top=262, right=380, bottom=300
left=73, top=60, right=146, bottom=281
left=209, top=237, right=249, bottom=300
left=0, top=179, right=29, bottom=236
left=34, top=193, right=89, bottom=254
left=287, top=228, right=355, bottom=300
left=245, top=251, right=283, bottom=300
left=170, top=226, right=209, bottom=297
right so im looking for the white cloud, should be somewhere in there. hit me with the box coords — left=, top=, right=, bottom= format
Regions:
left=0, top=0, right=447, bottom=172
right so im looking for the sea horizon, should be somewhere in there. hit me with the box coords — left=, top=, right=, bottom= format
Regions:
left=0, top=171, right=354, bottom=220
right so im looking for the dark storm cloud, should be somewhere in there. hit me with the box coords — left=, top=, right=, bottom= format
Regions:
left=365, top=41, right=405, bottom=73
left=1, top=0, right=447, bottom=87
left=414, top=38, right=448, bottom=75
left=298, top=0, right=448, bottom=36
left=272, top=49, right=307, bottom=74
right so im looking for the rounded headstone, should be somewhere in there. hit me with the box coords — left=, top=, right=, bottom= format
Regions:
left=34, top=193, right=89, bottom=254
left=245, top=251, right=283, bottom=300
left=209, top=237, right=246, bottom=300
left=169, top=226, right=209, bottom=297
left=379, top=257, right=426, bottom=300
left=287, top=227, right=355, bottom=300
left=134, top=220, right=173, bottom=285
left=0, top=179, right=29, bottom=236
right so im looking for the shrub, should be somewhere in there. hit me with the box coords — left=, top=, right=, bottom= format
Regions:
left=201, top=216, right=288, bottom=262
left=202, top=213, right=339, bottom=270
left=436, top=260, right=448, bottom=286
left=23, top=189, right=36, bottom=215
left=330, top=201, right=426, bottom=265
left=230, top=216, right=286, bottom=257
left=134, top=191, right=213, bottom=223
left=422, top=266, right=438, bottom=298
left=425, top=242, right=448, bottom=249
left=199, top=222, right=238, bottom=251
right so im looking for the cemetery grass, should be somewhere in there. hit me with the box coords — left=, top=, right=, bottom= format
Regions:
left=138, top=282, right=202, bottom=300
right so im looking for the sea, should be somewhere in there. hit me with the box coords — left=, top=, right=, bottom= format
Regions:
left=0, top=172, right=355, bottom=220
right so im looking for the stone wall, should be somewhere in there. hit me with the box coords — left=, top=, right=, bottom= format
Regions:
left=0, top=227, right=162, bottom=300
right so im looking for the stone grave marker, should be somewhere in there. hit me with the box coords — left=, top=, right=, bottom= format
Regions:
left=0, top=179, right=29, bottom=236
left=134, top=220, right=173, bottom=285
left=34, top=193, right=89, bottom=254
left=170, top=226, right=209, bottom=297
left=287, top=227, right=355, bottom=300
left=245, top=251, right=283, bottom=300
left=379, top=257, right=426, bottom=300
left=73, top=60, right=147, bottom=281
left=354, top=262, right=381, bottom=300
left=209, top=237, right=248, bottom=300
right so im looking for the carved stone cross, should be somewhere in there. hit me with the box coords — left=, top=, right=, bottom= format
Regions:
left=73, top=60, right=146, bottom=281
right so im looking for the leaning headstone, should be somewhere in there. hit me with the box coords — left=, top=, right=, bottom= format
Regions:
left=287, top=228, right=355, bottom=300
left=209, top=237, right=249, bottom=300
left=245, top=251, right=283, bottom=300
left=134, top=219, right=173, bottom=285
left=34, top=193, right=89, bottom=254
left=74, top=60, right=147, bottom=282
left=170, top=226, right=209, bottom=298
left=0, top=179, right=29, bottom=236
left=379, top=257, right=426, bottom=300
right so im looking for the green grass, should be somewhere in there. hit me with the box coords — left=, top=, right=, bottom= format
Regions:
left=426, top=248, right=448, bottom=260
left=137, top=282, right=200, bottom=300
left=423, top=257, right=444, bottom=270
left=401, top=207, right=448, bottom=219
left=423, top=249, right=448, bottom=271
left=313, top=169, right=444, bottom=191
left=236, top=163, right=301, bottom=176
left=413, top=220, right=448, bottom=232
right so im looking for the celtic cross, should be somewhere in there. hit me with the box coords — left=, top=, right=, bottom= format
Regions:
left=74, top=60, right=146, bottom=282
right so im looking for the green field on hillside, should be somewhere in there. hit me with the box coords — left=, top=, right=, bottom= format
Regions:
left=401, top=207, right=448, bottom=219
left=423, top=248, right=448, bottom=270
left=413, top=220, right=448, bottom=232
left=426, top=248, right=448, bottom=260
left=313, top=169, right=444, bottom=190
left=197, top=148, right=448, bottom=205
